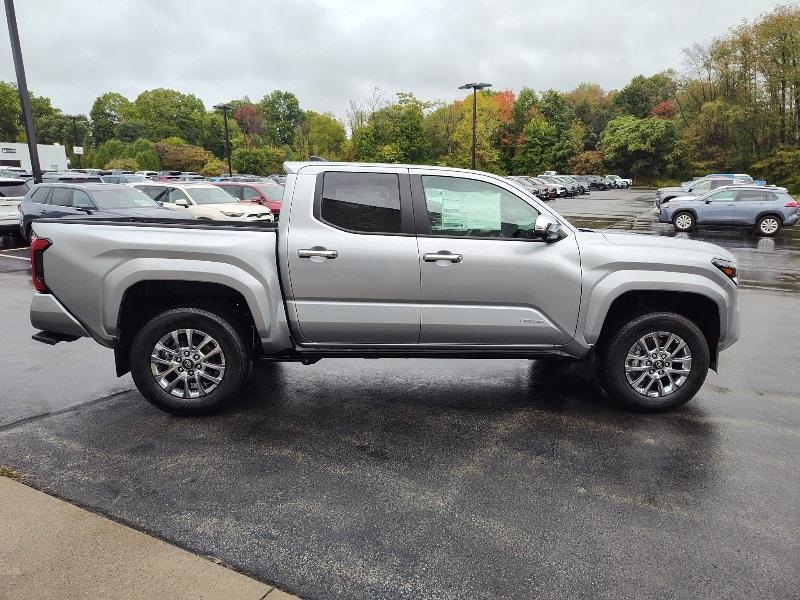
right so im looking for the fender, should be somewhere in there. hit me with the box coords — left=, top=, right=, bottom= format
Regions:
left=582, top=270, right=731, bottom=345
left=102, top=257, right=293, bottom=354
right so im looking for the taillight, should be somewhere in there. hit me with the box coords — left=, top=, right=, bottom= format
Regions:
left=785, top=199, right=798, bottom=207
left=30, top=237, right=52, bottom=292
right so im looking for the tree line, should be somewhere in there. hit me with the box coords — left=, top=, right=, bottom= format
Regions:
left=1, top=4, right=799, bottom=190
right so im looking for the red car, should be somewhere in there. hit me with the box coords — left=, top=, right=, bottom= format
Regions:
left=212, top=182, right=284, bottom=217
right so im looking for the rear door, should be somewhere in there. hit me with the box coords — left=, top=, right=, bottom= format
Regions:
left=732, top=189, right=767, bottom=224
left=411, top=170, right=582, bottom=347
left=45, top=187, right=81, bottom=219
left=285, top=168, right=420, bottom=345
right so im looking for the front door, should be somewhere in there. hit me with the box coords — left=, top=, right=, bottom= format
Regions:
left=285, top=169, right=421, bottom=345
left=411, top=171, right=582, bottom=347
left=698, top=189, right=735, bottom=224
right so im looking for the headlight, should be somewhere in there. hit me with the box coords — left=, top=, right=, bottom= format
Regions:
left=712, top=258, right=738, bottom=285
left=220, top=211, right=244, bottom=217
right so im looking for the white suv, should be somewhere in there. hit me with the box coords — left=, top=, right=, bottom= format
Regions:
left=130, top=182, right=274, bottom=222
left=606, top=174, right=632, bottom=188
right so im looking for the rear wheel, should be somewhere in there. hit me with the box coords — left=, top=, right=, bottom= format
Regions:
left=756, top=215, right=781, bottom=236
left=673, top=211, right=695, bottom=232
left=597, top=312, right=709, bottom=412
left=130, top=307, right=251, bottom=415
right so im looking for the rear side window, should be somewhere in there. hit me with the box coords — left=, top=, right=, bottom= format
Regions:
left=320, top=172, right=401, bottom=234
left=30, top=187, right=49, bottom=203
left=736, top=190, right=767, bottom=202
left=50, top=188, right=74, bottom=207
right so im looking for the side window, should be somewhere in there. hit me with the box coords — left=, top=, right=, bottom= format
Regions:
left=320, top=172, right=401, bottom=233
left=167, top=188, right=189, bottom=203
left=421, top=175, right=539, bottom=239
left=73, top=190, right=93, bottom=208
left=30, top=187, right=49, bottom=203
left=50, top=188, right=74, bottom=207
left=708, top=190, right=736, bottom=202
left=692, top=180, right=712, bottom=192
left=242, top=187, right=260, bottom=201
left=736, top=190, right=766, bottom=202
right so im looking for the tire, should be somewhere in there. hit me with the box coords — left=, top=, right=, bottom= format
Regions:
left=755, top=215, right=781, bottom=237
left=597, top=311, right=709, bottom=412
left=673, top=211, right=695, bottom=232
left=129, top=307, right=252, bottom=416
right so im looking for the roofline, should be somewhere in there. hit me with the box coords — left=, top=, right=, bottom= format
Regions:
left=283, top=161, right=501, bottom=177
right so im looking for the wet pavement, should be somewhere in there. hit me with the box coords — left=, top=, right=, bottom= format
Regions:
left=0, top=190, right=798, bottom=599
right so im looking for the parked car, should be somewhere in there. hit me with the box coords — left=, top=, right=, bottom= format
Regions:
left=558, top=175, right=589, bottom=194
left=212, top=181, right=285, bottom=217
left=0, top=177, right=31, bottom=238
left=177, top=175, right=206, bottom=182
left=656, top=176, right=741, bottom=206
left=658, top=185, right=798, bottom=236
left=156, top=170, right=182, bottom=182
left=506, top=176, right=547, bottom=199
left=19, top=183, right=191, bottom=242
left=606, top=175, right=632, bottom=188
left=525, top=177, right=558, bottom=199
left=30, top=161, right=740, bottom=416
left=135, top=170, right=158, bottom=179
left=540, top=175, right=578, bottom=196
left=683, top=173, right=753, bottom=187
left=101, top=174, right=148, bottom=184
left=42, top=171, right=103, bottom=183
left=130, top=182, right=274, bottom=222
left=577, top=175, right=609, bottom=190
left=541, top=170, right=558, bottom=176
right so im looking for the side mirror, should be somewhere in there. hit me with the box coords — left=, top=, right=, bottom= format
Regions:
left=175, top=199, right=189, bottom=208
left=705, top=199, right=712, bottom=204
left=534, top=214, right=563, bottom=242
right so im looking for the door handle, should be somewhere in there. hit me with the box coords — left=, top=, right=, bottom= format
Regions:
left=423, top=252, right=463, bottom=263
left=298, top=248, right=338, bottom=259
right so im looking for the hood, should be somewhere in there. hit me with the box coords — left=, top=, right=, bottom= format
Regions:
left=599, top=230, right=735, bottom=261
left=98, top=207, right=191, bottom=219
left=658, top=186, right=690, bottom=194
left=665, top=195, right=701, bottom=204
left=200, top=203, right=271, bottom=213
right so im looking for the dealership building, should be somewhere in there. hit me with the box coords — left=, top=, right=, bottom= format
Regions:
left=0, top=142, right=69, bottom=172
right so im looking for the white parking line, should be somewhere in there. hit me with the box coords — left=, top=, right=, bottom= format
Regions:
left=0, top=253, right=28, bottom=260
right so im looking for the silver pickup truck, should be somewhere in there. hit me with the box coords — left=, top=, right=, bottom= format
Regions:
left=29, top=162, right=740, bottom=415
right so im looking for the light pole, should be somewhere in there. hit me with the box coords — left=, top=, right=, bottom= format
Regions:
left=458, top=82, right=492, bottom=170
left=213, top=103, right=232, bottom=176
left=4, top=0, right=42, bottom=182
left=65, top=115, right=81, bottom=169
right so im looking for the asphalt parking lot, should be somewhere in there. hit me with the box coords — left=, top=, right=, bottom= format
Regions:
left=1, top=189, right=798, bottom=599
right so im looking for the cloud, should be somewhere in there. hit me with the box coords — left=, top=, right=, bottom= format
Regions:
left=0, top=0, right=783, bottom=121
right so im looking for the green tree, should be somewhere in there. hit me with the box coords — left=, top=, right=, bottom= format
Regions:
left=155, top=138, right=213, bottom=171
left=601, top=116, right=681, bottom=180
left=259, top=90, right=303, bottom=146
left=513, top=115, right=557, bottom=174
left=231, top=147, right=284, bottom=175
left=131, top=138, right=161, bottom=171
left=0, top=81, right=22, bottom=141
left=295, top=111, right=346, bottom=160
left=133, top=88, right=206, bottom=143
left=613, top=72, right=678, bottom=118
left=92, top=139, right=128, bottom=168
left=200, top=157, right=228, bottom=177
left=89, top=92, right=132, bottom=144
left=104, top=157, right=138, bottom=171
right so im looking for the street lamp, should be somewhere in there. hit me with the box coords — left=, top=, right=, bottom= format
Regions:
left=213, top=103, right=233, bottom=176
left=4, top=0, right=42, bottom=182
left=458, top=82, right=492, bottom=170
left=65, top=114, right=81, bottom=169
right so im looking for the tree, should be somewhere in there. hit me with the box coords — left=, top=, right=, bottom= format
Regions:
left=104, top=157, right=138, bottom=171
left=613, top=72, right=678, bottom=118
left=231, top=147, right=284, bottom=175
left=569, top=150, right=605, bottom=174
left=601, top=116, right=682, bottom=180
left=92, top=139, right=128, bottom=169
left=133, top=89, right=206, bottom=143
left=200, top=157, right=228, bottom=177
left=259, top=90, right=303, bottom=146
left=0, top=81, right=22, bottom=141
left=295, top=111, right=346, bottom=160
left=232, top=103, right=264, bottom=145
left=90, top=92, right=132, bottom=144
left=513, top=115, right=557, bottom=174
left=155, top=139, right=213, bottom=171
left=131, top=138, right=161, bottom=171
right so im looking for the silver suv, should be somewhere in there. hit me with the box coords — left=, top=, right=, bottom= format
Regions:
left=658, top=186, right=799, bottom=235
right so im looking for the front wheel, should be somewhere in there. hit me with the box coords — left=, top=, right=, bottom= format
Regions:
left=130, top=307, right=252, bottom=415
left=673, top=211, right=695, bottom=232
left=597, top=312, right=710, bottom=412
left=756, top=215, right=781, bottom=236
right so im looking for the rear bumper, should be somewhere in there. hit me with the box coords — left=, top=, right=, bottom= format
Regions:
left=30, top=293, right=90, bottom=339
left=784, top=212, right=798, bottom=226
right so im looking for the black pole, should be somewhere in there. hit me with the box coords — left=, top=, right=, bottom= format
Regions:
left=222, top=108, right=231, bottom=176
left=70, top=116, right=80, bottom=169
left=4, top=0, right=41, bottom=182
left=471, top=88, right=477, bottom=170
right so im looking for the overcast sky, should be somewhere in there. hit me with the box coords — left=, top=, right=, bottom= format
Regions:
left=0, top=0, right=785, bottom=120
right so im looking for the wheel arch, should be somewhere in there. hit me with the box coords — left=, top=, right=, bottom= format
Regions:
left=755, top=211, right=785, bottom=225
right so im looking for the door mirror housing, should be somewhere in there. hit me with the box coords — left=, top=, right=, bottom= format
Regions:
left=174, top=199, right=190, bottom=208
left=534, top=214, right=563, bottom=242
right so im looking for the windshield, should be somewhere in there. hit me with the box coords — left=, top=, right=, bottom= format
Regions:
left=255, top=185, right=284, bottom=201
left=188, top=187, right=238, bottom=204
left=0, top=181, right=30, bottom=197
left=92, top=188, right=160, bottom=209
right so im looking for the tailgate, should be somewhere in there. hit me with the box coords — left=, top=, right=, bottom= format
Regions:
left=0, top=198, right=21, bottom=221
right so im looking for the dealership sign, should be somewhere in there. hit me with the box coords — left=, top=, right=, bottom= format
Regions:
left=1, top=148, right=16, bottom=154
left=73, top=146, right=84, bottom=155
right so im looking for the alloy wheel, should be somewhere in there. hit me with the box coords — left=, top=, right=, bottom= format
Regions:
left=150, top=328, right=226, bottom=399
left=675, top=214, right=693, bottom=230
left=760, top=217, right=779, bottom=234
left=624, top=331, right=692, bottom=398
